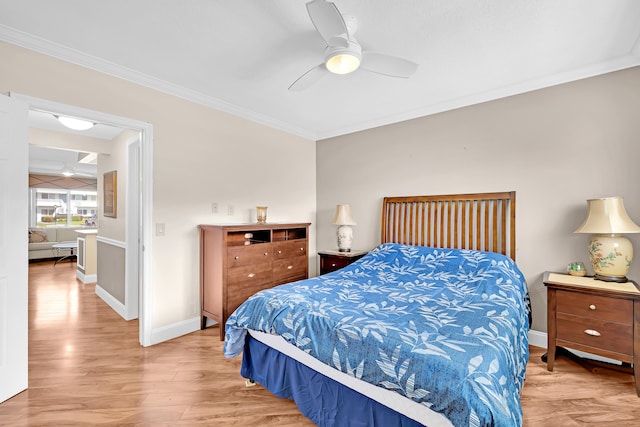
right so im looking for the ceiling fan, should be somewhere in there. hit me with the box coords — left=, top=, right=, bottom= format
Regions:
left=289, top=0, right=419, bottom=91
left=59, top=162, right=95, bottom=178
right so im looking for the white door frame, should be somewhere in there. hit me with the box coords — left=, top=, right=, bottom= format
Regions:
left=125, top=138, right=140, bottom=321
left=13, top=93, right=154, bottom=347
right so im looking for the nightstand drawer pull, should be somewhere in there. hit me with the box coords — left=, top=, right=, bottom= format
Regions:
left=247, top=273, right=255, bottom=278
left=331, top=263, right=337, bottom=267
left=583, top=329, right=601, bottom=337
left=589, top=304, right=596, bottom=310
left=287, top=265, right=293, bottom=270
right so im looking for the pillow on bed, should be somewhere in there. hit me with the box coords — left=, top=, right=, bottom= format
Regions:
left=28, top=229, right=48, bottom=243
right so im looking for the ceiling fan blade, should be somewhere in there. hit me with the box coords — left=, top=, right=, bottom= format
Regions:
left=306, top=0, right=349, bottom=47
left=360, top=51, right=418, bottom=78
left=289, top=63, right=327, bottom=91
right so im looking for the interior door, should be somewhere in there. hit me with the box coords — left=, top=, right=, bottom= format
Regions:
left=0, top=93, right=29, bottom=403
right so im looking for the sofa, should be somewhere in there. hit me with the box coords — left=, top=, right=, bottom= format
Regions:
left=28, top=227, right=96, bottom=261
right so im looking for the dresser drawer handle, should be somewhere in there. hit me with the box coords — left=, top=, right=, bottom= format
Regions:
left=287, top=265, right=293, bottom=270
left=264, top=252, right=269, bottom=256
left=589, top=304, right=596, bottom=310
left=584, top=329, right=601, bottom=337
left=234, top=256, right=240, bottom=260
left=331, top=263, right=337, bottom=267
left=299, top=247, right=304, bottom=251
left=247, top=273, right=255, bottom=278
left=278, top=250, right=282, bottom=254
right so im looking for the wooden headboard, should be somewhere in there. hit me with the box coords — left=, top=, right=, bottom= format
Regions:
left=381, top=191, right=516, bottom=261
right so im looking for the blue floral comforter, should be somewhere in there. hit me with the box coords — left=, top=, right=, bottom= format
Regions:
left=224, top=243, right=530, bottom=426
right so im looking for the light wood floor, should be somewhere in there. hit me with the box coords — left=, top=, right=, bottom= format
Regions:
left=1, top=261, right=639, bottom=426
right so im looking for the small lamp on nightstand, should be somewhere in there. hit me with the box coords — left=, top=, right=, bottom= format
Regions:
left=332, top=204, right=356, bottom=252
left=574, top=197, right=640, bottom=283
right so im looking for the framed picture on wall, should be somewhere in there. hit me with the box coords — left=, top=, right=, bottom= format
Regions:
left=103, top=170, right=117, bottom=218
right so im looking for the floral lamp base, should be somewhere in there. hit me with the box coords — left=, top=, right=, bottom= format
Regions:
left=588, top=234, right=633, bottom=283
left=336, top=225, right=353, bottom=252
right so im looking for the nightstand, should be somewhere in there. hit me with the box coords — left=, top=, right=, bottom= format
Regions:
left=543, top=272, right=640, bottom=396
left=318, top=249, right=367, bottom=275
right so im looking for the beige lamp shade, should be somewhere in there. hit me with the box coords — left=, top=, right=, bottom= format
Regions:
left=332, top=204, right=357, bottom=226
left=574, top=197, right=640, bottom=234
left=574, top=197, right=640, bottom=283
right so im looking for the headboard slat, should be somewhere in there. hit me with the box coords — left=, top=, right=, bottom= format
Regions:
left=381, top=191, right=516, bottom=261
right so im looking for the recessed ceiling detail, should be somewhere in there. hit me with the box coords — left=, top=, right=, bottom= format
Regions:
left=29, top=174, right=97, bottom=191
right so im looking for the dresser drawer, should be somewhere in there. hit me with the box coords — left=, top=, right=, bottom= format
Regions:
left=556, top=313, right=633, bottom=356
left=227, top=262, right=272, bottom=289
left=320, top=255, right=352, bottom=273
left=556, top=290, right=632, bottom=324
left=227, top=281, right=274, bottom=315
left=227, top=243, right=272, bottom=267
left=273, top=240, right=307, bottom=259
left=272, top=258, right=307, bottom=284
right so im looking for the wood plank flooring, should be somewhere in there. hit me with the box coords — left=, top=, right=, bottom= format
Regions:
left=0, top=260, right=638, bottom=426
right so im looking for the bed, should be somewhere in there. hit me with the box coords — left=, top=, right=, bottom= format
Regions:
left=224, top=191, right=530, bottom=426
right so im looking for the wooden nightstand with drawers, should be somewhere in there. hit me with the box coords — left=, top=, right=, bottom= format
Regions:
left=318, top=249, right=367, bottom=275
left=543, top=272, right=640, bottom=396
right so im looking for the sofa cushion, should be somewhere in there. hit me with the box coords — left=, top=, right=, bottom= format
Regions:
left=28, top=229, right=48, bottom=243
left=29, top=241, right=55, bottom=251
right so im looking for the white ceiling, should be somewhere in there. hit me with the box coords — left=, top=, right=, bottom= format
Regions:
left=26, top=110, right=124, bottom=178
left=1, top=1, right=639, bottom=140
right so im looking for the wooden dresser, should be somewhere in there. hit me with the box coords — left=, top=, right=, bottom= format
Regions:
left=544, top=272, right=640, bottom=396
left=199, top=223, right=310, bottom=340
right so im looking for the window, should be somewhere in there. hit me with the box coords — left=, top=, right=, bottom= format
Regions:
left=30, top=188, right=98, bottom=227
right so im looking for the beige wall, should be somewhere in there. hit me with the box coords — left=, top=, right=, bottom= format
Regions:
left=316, top=66, right=640, bottom=333
left=97, top=129, right=135, bottom=242
left=0, top=41, right=317, bottom=335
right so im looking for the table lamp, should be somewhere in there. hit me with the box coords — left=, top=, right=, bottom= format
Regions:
left=332, top=204, right=356, bottom=252
left=574, top=197, right=640, bottom=282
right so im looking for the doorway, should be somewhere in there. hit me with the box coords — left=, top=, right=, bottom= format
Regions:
left=15, top=93, right=154, bottom=346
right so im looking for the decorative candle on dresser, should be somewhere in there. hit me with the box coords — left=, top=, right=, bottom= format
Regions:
left=199, top=223, right=310, bottom=340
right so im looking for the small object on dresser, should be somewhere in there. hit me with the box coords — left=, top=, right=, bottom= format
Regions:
left=567, top=261, right=586, bottom=276
left=256, top=206, right=268, bottom=223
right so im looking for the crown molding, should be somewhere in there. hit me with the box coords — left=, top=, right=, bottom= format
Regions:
left=0, top=25, right=318, bottom=141
left=3, top=24, right=638, bottom=143
left=315, top=54, right=640, bottom=140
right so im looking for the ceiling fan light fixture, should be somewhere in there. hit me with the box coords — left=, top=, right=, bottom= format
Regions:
left=61, top=163, right=75, bottom=177
left=55, top=115, right=95, bottom=131
left=326, top=53, right=360, bottom=74
left=324, top=43, right=361, bottom=75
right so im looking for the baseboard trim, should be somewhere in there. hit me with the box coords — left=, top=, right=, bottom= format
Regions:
left=149, top=317, right=201, bottom=346
left=95, top=284, right=127, bottom=320
left=528, top=329, right=547, bottom=349
left=76, top=271, right=97, bottom=284
left=93, top=286, right=204, bottom=345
